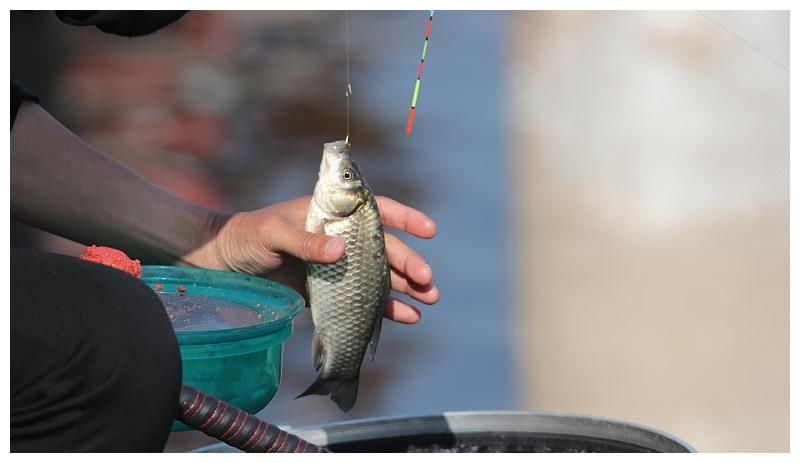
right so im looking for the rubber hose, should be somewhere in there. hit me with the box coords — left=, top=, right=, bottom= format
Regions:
left=177, top=385, right=329, bottom=453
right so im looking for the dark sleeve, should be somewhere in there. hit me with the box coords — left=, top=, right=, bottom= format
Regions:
left=11, top=80, right=39, bottom=130
left=55, top=11, right=188, bottom=37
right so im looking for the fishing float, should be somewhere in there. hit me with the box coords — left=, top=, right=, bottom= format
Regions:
left=405, top=10, right=434, bottom=137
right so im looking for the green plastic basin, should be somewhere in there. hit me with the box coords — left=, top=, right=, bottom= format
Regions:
left=141, top=266, right=305, bottom=432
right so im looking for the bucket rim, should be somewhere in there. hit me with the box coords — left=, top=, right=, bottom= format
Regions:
left=193, top=410, right=695, bottom=453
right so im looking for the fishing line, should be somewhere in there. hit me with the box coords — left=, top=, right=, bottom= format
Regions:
left=345, top=10, right=352, bottom=145
left=696, top=11, right=788, bottom=72
left=405, top=10, right=434, bottom=137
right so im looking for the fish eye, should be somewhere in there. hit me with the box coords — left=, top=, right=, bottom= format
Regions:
left=342, top=169, right=354, bottom=181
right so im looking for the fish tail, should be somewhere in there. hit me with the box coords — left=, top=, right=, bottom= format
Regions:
left=296, top=375, right=336, bottom=399
left=296, top=374, right=360, bottom=413
left=330, top=377, right=359, bottom=412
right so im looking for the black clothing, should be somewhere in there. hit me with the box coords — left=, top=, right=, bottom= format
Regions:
left=10, top=81, right=39, bottom=129
left=55, top=11, right=188, bottom=37
left=11, top=11, right=189, bottom=452
left=11, top=249, right=182, bottom=452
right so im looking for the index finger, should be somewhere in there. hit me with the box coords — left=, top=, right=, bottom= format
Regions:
left=376, top=196, right=437, bottom=239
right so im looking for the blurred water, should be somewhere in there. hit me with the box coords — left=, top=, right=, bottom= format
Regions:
left=362, top=9, right=515, bottom=412
left=167, top=11, right=514, bottom=450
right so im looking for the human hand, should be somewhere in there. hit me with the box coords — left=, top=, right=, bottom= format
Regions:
left=191, top=196, right=439, bottom=324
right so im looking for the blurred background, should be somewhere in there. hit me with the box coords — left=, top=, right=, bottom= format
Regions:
left=10, top=10, right=788, bottom=452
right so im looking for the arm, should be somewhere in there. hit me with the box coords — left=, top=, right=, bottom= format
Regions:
left=10, top=101, right=222, bottom=265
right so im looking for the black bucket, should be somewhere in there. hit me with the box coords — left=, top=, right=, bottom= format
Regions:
left=194, top=411, right=695, bottom=453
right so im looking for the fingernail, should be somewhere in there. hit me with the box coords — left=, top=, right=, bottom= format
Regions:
left=325, top=238, right=345, bottom=259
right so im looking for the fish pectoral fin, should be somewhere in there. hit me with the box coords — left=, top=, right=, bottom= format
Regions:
left=311, top=331, right=325, bottom=371
left=368, top=270, right=390, bottom=361
left=368, top=316, right=383, bottom=361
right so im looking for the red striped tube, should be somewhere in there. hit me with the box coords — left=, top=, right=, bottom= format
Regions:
left=177, top=385, right=329, bottom=453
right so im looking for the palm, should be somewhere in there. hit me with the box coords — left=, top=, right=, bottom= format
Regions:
left=216, top=196, right=439, bottom=324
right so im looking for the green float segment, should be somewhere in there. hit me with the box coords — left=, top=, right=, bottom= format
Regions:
left=406, top=11, right=434, bottom=136
left=411, top=79, right=421, bottom=108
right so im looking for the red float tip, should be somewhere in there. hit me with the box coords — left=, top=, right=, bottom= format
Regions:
left=405, top=108, right=416, bottom=136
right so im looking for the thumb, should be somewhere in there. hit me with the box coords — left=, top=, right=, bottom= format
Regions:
left=272, top=223, right=345, bottom=264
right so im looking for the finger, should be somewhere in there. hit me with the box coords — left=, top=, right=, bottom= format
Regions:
left=275, top=196, right=312, bottom=224
left=268, top=218, right=345, bottom=264
left=384, top=298, right=422, bottom=324
left=376, top=196, right=437, bottom=239
left=385, top=233, right=434, bottom=286
left=390, top=269, right=440, bottom=305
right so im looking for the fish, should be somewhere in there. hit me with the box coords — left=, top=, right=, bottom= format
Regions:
left=297, top=140, right=390, bottom=412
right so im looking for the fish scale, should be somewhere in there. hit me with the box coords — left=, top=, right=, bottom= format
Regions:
left=309, top=197, right=386, bottom=374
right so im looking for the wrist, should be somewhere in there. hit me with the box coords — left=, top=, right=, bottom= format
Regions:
left=179, top=209, right=234, bottom=270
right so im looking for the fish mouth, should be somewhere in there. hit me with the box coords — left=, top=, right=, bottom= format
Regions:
left=324, top=140, right=349, bottom=158
left=321, top=140, right=351, bottom=174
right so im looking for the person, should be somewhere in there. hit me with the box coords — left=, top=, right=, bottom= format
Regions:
left=10, top=11, right=439, bottom=452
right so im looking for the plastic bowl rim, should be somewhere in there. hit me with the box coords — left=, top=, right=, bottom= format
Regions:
left=142, top=265, right=305, bottom=344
